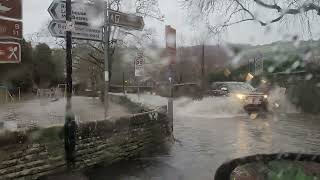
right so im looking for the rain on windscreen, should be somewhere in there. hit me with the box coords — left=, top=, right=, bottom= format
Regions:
left=0, top=0, right=320, bottom=180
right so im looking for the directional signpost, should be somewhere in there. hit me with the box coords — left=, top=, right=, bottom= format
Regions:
left=48, top=21, right=103, bottom=41
left=0, top=0, right=22, bottom=19
left=48, top=0, right=103, bottom=41
left=48, top=0, right=95, bottom=25
left=109, top=10, right=144, bottom=31
left=0, top=42, right=21, bottom=63
left=48, top=0, right=145, bottom=121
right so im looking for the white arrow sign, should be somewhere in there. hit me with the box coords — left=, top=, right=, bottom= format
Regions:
left=48, top=0, right=95, bottom=24
left=48, top=21, right=103, bottom=41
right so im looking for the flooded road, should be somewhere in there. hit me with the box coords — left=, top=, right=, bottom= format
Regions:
left=53, top=95, right=320, bottom=180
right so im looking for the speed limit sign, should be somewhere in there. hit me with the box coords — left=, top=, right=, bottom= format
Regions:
left=135, top=53, right=145, bottom=77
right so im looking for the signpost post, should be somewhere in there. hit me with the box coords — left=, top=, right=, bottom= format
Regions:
left=165, top=25, right=176, bottom=133
left=64, top=0, right=76, bottom=167
left=103, top=1, right=110, bottom=120
left=103, top=6, right=144, bottom=118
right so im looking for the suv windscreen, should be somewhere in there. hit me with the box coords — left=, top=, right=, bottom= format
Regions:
left=227, top=83, right=255, bottom=93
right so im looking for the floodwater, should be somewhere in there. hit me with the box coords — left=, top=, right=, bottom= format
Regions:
left=0, top=96, right=129, bottom=129
left=48, top=94, right=320, bottom=180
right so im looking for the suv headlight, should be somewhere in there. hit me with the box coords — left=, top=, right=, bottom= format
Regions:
left=236, top=94, right=245, bottom=100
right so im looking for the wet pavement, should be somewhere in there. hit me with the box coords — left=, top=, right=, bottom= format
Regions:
left=0, top=96, right=130, bottom=129
left=48, top=94, right=320, bottom=180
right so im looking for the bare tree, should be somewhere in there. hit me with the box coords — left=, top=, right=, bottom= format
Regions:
left=182, top=0, right=320, bottom=35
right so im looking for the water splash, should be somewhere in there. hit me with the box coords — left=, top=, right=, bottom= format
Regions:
left=175, top=96, right=245, bottom=118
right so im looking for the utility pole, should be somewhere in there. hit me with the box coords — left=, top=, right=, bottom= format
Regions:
left=64, top=0, right=76, bottom=167
left=104, top=0, right=110, bottom=120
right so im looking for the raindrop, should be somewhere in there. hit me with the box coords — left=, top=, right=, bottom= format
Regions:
left=292, top=35, right=300, bottom=48
left=305, top=74, right=313, bottom=80
left=303, top=51, right=312, bottom=61
left=249, top=36, right=255, bottom=43
left=274, top=55, right=281, bottom=61
left=264, top=122, right=270, bottom=127
left=268, top=66, right=275, bottom=73
left=277, top=171, right=283, bottom=179
left=295, top=153, right=301, bottom=161
left=264, top=26, right=271, bottom=34
left=285, top=69, right=291, bottom=74
left=292, top=35, right=298, bottom=41
left=221, top=43, right=235, bottom=57
left=291, top=61, right=300, bottom=70
left=224, top=69, right=231, bottom=77
left=271, top=46, right=278, bottom=52
left=246, top=73, right=254, bottom=82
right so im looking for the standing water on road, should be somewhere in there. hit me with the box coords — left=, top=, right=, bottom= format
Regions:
left=56, top=94, right=318, bottom=180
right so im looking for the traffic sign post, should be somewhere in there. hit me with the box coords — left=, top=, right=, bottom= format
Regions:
left=47, top=0, right=145, bottom=121
left=0, top=42, right=21, bottom=63
left=165, top=25, right=176, bottom=133
left=0, top=0, right=22, bottom=20
left=109, top=10, right=145, bottom=31
left=48, top=0, right=145, bottom=31
left=0, top=19, right=22, bottom=39
left=48, top=21, right=103, bottom=41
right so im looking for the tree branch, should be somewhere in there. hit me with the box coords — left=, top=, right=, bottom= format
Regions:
left=74, top=55, right=103, bottom=71
left=254, top=0, right=281, bottom=12
left=87, top=43, right=104, bottom=54
left=88, top=53, right=104, bottom=64
left=254, top=0, right=320, bottom=15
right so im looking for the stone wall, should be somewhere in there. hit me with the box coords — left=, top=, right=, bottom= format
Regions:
left=0, top=105, right=170, bottom=179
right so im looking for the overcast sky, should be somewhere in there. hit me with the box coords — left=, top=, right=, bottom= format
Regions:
left=23, top=0, right=320, bottom=47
